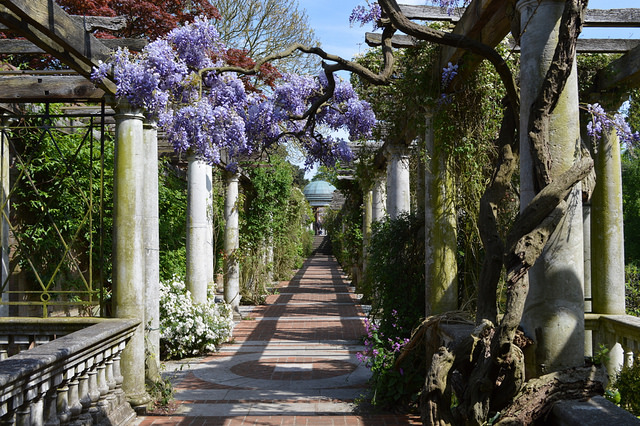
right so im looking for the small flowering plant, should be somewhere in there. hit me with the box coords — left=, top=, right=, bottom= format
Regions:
left=159, top=276, right=234, bottom=359
left=357, top=310, right=422, bottom=408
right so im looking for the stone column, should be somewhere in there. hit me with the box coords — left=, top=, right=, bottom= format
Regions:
left=385, top=143, right=411, bottom=220
left=186, top=155, right=214, bottom=304
left=0, top=117, right=11, bottom=317
left=424, top=113, right=457, bottom=315
left=583, top=201, right=593, bottom=357
left=592, top=125, right=625, bottom=374
left=517, top=0, right=584, bottom=377
left=223, top=171, right=241, bottom=318
left=142, top=120, right=160, bottom=382
left=372, top=178, right=386, bottom=222
left=112, top=103, right=150, bottom=410
left=362, top=189, right=373, bottom=274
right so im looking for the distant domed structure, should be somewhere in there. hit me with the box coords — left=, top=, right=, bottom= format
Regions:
left=303, top=180, right=336, bottom=207
left=303, top=180, right=336, bottom=235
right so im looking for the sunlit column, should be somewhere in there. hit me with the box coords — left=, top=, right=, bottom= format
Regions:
left=517, top=0, right=584, bottom=377
left=224, top=171, right=241, bottom=318
left=424, top=112, right=457, bottom=315
left=186, top=155, right=214, bottom=304
left=385, top=143, right=410, bottom=219
left=112, top=102, right=150, bottom=410
left=0, top=116, right=12, bottom=317
left=592, top=124, right=625, bottom=374
left=143, top=119, right=160, bottom=382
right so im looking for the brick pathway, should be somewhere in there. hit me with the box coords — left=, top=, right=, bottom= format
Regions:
left=136, top=237, right=420, bottom=425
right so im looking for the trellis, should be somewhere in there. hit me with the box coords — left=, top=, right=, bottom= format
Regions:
left=0, top=103, right=113, bottom=317
left=0, top=1, right=144, bottom=317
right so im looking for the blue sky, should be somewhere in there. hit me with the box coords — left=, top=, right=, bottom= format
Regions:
left=294, top=0, right=639, bottom=177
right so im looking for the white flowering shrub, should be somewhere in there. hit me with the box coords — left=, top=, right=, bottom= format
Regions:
left=159, top=276, right=234, bottom=359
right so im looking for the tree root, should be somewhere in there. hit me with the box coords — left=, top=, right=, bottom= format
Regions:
left=495, top=365, right=607, bottom=425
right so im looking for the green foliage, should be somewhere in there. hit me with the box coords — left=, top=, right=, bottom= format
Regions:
left=352, top=41, right=512, bottom=311
left=612, top=363, right=640, bottom=416
left=433, top=47, right=510, bottom=305
left=11, top=115, right=114, bottom=306
left=158, top=160, right=188, bottom=281
left=593, top=343, right=610, bottom=366
left=625, top=264, right=640, bottom=316
left=239, top=155, right=312, bottom=303
left=357, top=313, right=424, bottom=410
left=628, top=89, right=640, bottom=134
left=622, top=149, right=640, bottom=265
left=147, top=375, right=175, bottom=410
left=324, top=182, right=363, bottom=284
left=362, top=212, right=425, bottom=337
left=576, top=54, right=618, bottom=101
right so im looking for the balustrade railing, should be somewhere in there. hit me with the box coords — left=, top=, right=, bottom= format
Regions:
left=586, top=313, right=640, bottom=369
left=0, top=318, right=139, bottom=426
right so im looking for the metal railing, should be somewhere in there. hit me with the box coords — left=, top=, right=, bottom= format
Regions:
left=0, top=318, right=139, bottom=425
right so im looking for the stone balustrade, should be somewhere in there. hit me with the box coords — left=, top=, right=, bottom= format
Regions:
left=586, top=314, right=640, bottom=369
left=0, top=318, right=139, bottom=426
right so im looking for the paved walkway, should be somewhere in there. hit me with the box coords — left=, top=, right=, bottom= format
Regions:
left=136, top=237, right=420, bottom=425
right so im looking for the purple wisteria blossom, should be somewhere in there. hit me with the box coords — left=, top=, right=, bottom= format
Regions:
left=93, top=17, right=376, bottom=169
left=349, top=3, right=382, bottom=27
left=587, top=103, right=640, bottom=148
left=349, top=0, right=469, bottom=30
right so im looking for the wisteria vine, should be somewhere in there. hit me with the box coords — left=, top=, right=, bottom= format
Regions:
left=93, top=17, right=376, bottom=169
left=586, top=103, right=640, bottom=148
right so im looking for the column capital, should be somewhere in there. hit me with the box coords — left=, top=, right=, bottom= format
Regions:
left=385, top=142, right=409, bottom=158
left=224, top=170, right=240, bottom=182
left=143, top=119, right=157, bottom=130
left=108, top=96, right=144, bottom=120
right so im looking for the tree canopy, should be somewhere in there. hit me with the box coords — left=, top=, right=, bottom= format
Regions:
left=56, top=0, right=220, bottom=40
left=214, top=0, right=321, bottom=75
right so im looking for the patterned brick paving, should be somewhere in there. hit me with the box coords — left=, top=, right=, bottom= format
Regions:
left=136, top=237, right=420, bottom=426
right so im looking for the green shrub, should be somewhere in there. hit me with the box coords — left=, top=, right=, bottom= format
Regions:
left=363, top=212, right=425, bottom=338
left=626, top=264, right=640, bottom=316
left=613, top=363, right=640, bottom=415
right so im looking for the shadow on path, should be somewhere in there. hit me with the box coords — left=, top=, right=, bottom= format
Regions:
left=136, top=236, right=420, bottom=425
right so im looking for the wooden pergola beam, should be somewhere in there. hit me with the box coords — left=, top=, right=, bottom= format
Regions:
left=0, top=38, right=147, bottom=55
left=596, top=43, right=640, bottom=93
left=398, top=4, right=640, bottom=27
left=366, top=32, right=640, bottom=54
left=0, top=0, right=116, bottom=95
left=0, top=75, right=105, bottom=102
left=437, top=0, right=513, bottom=86
left=0, top=15, right=128, bottom=32
left=394, top=5, right=464, bottom=22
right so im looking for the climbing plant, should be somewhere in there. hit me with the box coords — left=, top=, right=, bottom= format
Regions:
left=239, top=154, right=312, bottom=303
left=10, top=111, right=114, bottom=312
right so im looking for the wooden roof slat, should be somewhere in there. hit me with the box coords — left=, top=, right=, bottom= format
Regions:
left=0, top=75, right=105, bottom=102
left=0, top=0, right=116, bottom=94
left=0, top=38, right=147, bottom=55
left=597, top=43, right=640, bottom=92
left=438, top=0, right=512, bottom=78
left=0, top=14, right=128, bottom=32
left=395, top=5, right=464, bottom=22
left=366, top=32, right=640, bottom=54
left=70, top=15, right=127, bottom=32
left=398, top=4, right=640, bottom=27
